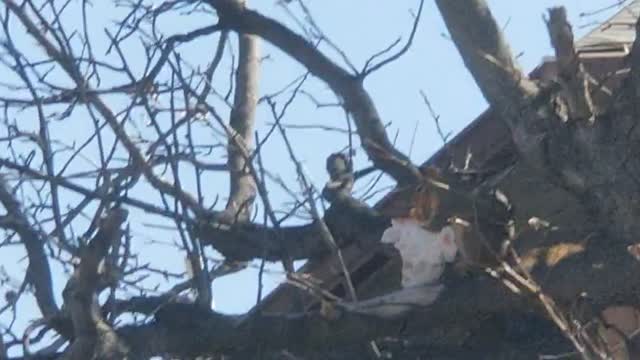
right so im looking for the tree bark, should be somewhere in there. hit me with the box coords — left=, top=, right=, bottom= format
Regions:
left=435, top=0, right=539, bottom=112
left=61, top=209, right=129, bottom=359
left=436, top=0, right=640, bottom=244
left=225, top=0, right=260, bottom=223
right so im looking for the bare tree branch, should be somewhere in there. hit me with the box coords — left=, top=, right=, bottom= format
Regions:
left=3, top=0, right=215, bottom=218
left=196, top=190, right=389, bottom=262
left=435, top=0, right=539, bottom=116
left=2, top=1, right=640, bottom=358
left=546, top=7, right=594, bottom=121
left=0, top=176, right=59, bottom=319
left=207, top=0, right=422, bottom=184
left=60, top=209, right=129, bottom=359
left=105, top=236, right=640, bottom=359
left=225, top=1, right=260, bottom=223
left=361, top=0, right=424, bottom=78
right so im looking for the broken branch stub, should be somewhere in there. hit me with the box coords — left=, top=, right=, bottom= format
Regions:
left=546, top=7, right=594, bottom=121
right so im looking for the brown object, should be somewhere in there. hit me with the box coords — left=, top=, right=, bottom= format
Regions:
left=376, top=166, right=443, bottom=230
left=599, top=306, right=640, bottom=359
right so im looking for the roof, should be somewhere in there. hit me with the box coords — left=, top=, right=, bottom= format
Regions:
left=257, top=2, right=639, bottom=314
left=576, top=0, right=639, bottom=56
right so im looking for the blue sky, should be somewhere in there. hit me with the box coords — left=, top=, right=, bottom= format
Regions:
left=0, top=0, right=629, bottom=355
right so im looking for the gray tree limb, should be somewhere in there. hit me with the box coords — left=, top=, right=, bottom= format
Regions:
left=207, top=0, right=422, bottom=184
left=546, top=7, right=594, bottom=121
left=225, top=0, right=260, bottom=223
left=104, top=236, right=640, bottom=359
left=0, top=176, right=59, bottom=319
left=60, top=209, right=129, bottom=360
left=435, top=0, right=539, bottom=116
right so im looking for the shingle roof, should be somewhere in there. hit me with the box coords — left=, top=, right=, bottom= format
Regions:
left=576, top=0, right=640, bottom=55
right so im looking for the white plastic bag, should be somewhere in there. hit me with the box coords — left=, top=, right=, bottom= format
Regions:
left=381, top=218, right=458, bottom=287
left=345, top=219, right=458, bottom=317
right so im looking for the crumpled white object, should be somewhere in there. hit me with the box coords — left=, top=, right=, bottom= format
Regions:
left=381, top=218, right=458, bottom=288
left=344, top=219, right=459, bottom=317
